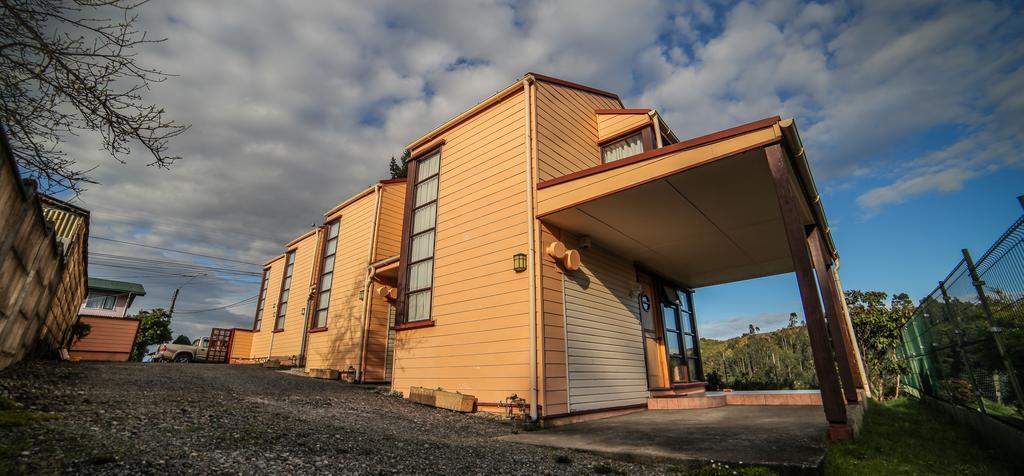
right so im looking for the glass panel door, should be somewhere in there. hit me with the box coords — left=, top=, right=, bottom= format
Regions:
left=661, top=302, right=688, bottom=383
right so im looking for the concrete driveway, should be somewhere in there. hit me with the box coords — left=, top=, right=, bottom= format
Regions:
left=502, top=406, right=829, bottom=474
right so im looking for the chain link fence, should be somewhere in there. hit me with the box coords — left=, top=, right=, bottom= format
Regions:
left=898, top=208, right=1024, bottom=430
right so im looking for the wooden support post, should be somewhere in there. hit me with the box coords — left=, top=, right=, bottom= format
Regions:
left=829, top=265, right=870, bottom=395
left=808, top=227, right=859, bottom=403
left=765, top=144, right=850, bottom=440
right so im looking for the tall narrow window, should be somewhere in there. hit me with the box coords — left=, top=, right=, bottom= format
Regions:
left=253, top=268, right=270, bottom=330
left=312, top=220, right=340, bottom=329
left=405, top=151, right=440, bottom=322
left=275, top=250, right=296, bottom=331
left=601, top=132, right=644, bottom=163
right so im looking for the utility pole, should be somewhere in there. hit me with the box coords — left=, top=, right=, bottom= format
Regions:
left=169, top=288, right=180, bottom=316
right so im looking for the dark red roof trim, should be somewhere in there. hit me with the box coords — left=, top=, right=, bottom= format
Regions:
left=529, top=72, right=620, bottom=101
left=538, top=116, right=781, bottom=190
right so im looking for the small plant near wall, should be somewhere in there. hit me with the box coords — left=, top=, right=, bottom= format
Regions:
left=68, top=322, right=91, bottom=346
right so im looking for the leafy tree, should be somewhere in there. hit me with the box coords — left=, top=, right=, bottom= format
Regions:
left=388, top=150, right=410, bottom=179
left=1, top=0, right=188, bottom=194
left=701, top=324, right=817, bottom=391
left=845, top=290, right=915, bottom=399
left=130, top=308, right=172, bottom=361
left=172, top=334, right=191, bottom=345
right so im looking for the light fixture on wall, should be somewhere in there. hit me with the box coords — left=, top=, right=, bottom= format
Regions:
left=513, top=253, right=528, bottom=273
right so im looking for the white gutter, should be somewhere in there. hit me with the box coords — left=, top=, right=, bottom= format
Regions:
left=356, top=183, right=384, bottom=381
left=522, top=78, right=539, bottom=421
left=649, top=111, right=663, bottom=149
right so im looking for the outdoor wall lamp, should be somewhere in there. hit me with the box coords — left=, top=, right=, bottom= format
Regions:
left=513, top=253, right=528, bottom=272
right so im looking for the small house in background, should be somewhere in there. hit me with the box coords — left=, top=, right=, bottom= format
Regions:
left=69, top=277, right=147, bottom=361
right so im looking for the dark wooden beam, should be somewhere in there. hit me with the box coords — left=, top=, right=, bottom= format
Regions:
left=808, top=226, right=860, bottom=403
left=765, top=144, right=850, bottom=439
left=826, top=261, right=868, bottom=393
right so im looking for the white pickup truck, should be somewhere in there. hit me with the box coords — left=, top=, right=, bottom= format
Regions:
left=151, top=328, right=233, bottom=363
left=151, top=337, right=214, bottom=363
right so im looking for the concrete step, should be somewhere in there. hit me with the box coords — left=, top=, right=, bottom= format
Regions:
left=648, top=394, right=726, bottom=410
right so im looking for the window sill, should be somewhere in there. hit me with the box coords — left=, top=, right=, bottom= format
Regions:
left=308, top=327, right=328, bottom=334
left=393, top=320, right=435, bottom=331
left=272, top=329, right=285, bottom=333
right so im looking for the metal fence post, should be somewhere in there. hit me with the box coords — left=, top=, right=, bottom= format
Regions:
left=962, top=248, right=1024, bottom=411
left=939, top=280, right=987, bottom=414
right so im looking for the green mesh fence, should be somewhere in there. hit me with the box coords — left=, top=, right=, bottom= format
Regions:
left=898, top=214, right=1024, bottom=430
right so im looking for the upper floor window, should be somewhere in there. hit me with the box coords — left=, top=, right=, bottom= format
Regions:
left=601, top=132, right=644, bottom=163
left=405, top=151, right=440, bottom=322
left=312, top=220, right=341, bottom=329
left=275, top=250, right=296, bottom=331
left=253, top=268, right=270, bottom=330
left=84, top=293, right=116, bottom=310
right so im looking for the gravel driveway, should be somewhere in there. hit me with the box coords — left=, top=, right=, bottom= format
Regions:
left=1, top=361, right=682, bottom=475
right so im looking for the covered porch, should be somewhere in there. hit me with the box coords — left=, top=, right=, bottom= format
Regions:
left=537, top=117, right=866, bottom=440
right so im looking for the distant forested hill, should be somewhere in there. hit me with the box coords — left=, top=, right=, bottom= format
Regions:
left=701, top=321, right=818, bottom=391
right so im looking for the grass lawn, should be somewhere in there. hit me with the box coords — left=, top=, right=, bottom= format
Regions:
left=824, top=398, right=1015, bottom=475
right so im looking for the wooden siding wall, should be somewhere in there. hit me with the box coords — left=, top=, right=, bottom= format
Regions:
left=304, top=191, right=377, bottom=371
left=68, top=316, right=140, bottom=362
left=362, top=287, right=392, bottom=382
left=596, top=113, right=651, bottom=143
left=40, top=213, right=87, bottom=351
left=247, top=256, right=283, bottom=360
left=374, top=183, right=406, bottom=261
left=391, top=90, right=532, bottom=405
left=228, top=329, right=254, bottom=363
left=539, top=223, right=569, bottom=415
left=247, top=231, right=320, bottom=365
left=534, top=82, right=621, bottom=182
left=561, top=234, right=648, bottom=412
left=270, top=231, right=320, bottom=364
left=0, top=141, right=66, bottom=370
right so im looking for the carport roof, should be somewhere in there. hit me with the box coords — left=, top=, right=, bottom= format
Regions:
left=536, top=116, right=834, bottom=288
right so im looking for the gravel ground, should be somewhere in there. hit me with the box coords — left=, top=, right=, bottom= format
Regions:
left=0, top=360, right=684, bottom=475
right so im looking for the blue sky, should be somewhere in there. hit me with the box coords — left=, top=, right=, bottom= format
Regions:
left=44, top=0, right=1023, bottom=340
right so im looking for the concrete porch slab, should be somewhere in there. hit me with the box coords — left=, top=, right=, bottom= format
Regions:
left=501, top=406, right=828, bottom=474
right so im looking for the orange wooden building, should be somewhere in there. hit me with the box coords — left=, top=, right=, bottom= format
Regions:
left=239, top=179, right=405, bottom=382
left=382, top=73, right=867, bottom=438
left=238, top=73, right=866, bottom=438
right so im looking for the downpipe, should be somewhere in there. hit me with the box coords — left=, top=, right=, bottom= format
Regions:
left=522, top=77, right=539, bottom=422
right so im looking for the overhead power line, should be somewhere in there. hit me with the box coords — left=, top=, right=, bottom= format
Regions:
left=174, top=295, right=259, bottom=314
left=91, top=236, right=263, bottom=266
left=88, top=252, right=262, bottom=276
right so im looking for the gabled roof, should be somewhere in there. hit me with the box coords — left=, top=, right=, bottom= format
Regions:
left=405, top=72, right=625, bottom=152
left=88, top=277, right=146, bottom=296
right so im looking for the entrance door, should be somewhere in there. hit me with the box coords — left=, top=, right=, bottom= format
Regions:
left=661, top=285, right=702, bottom=383
left=637, top=272, right=668, bottom=388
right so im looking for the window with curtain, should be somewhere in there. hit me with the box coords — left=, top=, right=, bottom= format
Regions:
left=405, top=151, right=440, bottom=322
left=312, top=220, right=340, bottom=329
left=275, top=250, right=296, bottom=331
left=84, top=293, right=116, bottom=310
left=253, top=268, right=270, bottom=330
left=601, top=132, right=644, bottom=163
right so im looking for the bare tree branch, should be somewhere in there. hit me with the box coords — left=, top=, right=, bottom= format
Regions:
left=0, top=0, right=188, bottom=195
